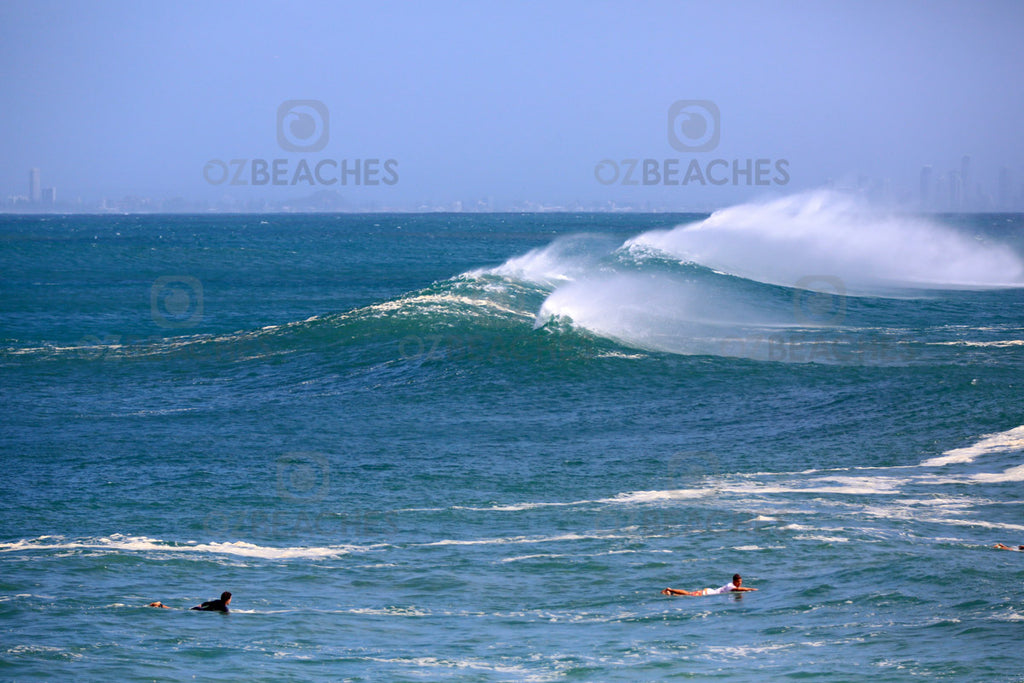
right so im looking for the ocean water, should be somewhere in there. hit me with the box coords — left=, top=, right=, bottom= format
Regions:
left=2, top=192, right=1023, bottom=681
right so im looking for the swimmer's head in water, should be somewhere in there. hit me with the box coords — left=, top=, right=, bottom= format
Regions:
left=733, top=574, right=742, bottom=586
left=221, top=591, right=232, bottom=603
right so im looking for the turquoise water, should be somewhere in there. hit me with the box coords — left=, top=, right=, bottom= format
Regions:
left=2, top=195, right=1024, bottom=680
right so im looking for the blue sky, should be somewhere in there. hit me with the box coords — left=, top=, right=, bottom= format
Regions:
left=2, top=0, right=1023, bottom=209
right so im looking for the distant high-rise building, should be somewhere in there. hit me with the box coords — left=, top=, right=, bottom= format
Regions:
left=41, top=187, right=56, bottom=205
left=919, top=165, right=933, bottom=208
left=998, top=166, right=1011, bottom=210
left=960, top=155, right=971, bottom=209
left=949, top=171, right=962, bottom=210
left=29, top=168, right=41, bottom=203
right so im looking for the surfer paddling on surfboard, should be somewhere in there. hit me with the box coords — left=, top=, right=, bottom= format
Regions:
left=147, top=591, right=232, bottom=611
left=662, top=573, right=757, bottom=596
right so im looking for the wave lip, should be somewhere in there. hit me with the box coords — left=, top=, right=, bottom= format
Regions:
left=471, top=233, right=617, bottom=288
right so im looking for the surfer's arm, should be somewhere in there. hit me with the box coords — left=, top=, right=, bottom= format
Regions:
left=731, top=586, right=757, bottom=592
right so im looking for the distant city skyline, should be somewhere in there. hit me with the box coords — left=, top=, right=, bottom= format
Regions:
left=6, top=155, right=1024, bottom=214
left=917, top=156, right=1022, bottom=212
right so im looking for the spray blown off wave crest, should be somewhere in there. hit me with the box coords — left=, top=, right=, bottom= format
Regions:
left=625, top=190, right=1024, bottom=291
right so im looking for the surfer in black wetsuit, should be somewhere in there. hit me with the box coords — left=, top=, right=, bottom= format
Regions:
left=147, top=591, right=232, bottom=610
left=191, top=591, right=232, bottom=612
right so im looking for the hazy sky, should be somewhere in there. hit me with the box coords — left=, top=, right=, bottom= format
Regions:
left=3, top=0, right=1023, bottom=209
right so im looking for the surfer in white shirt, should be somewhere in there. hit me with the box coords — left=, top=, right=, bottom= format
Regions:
left=662, top=573, right=757, bottom=596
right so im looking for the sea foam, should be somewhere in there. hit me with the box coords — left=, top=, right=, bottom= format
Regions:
left=920, top=425, right=1024, bottom=466
left=0, top=534, right=380, bottom=560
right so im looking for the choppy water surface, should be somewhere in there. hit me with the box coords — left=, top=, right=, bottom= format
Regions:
left=2, top=194, right=1023, bottom=680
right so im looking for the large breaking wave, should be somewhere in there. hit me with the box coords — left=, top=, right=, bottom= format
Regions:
left=8, top=191, right=1022, bottom=366
left=500, top=191, right=1022, bottom=360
